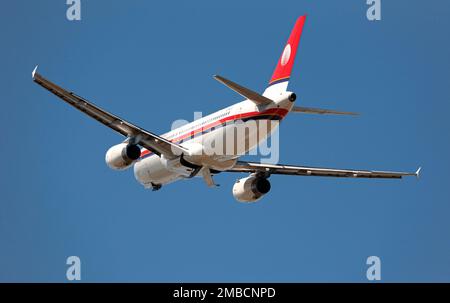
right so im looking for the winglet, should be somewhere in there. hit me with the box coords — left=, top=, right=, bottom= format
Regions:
left=415, top=167, right=422, bottom=179
left=32, top=65, right=39, bottom=79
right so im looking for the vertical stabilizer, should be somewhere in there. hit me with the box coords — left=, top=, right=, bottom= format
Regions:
left=263, top=16, right=306, bottom=99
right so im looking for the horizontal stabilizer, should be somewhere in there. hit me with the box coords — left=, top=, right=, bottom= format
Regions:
left=292, top=106, right=358, bottom=116
left=214, top=75, right=273, bottom=106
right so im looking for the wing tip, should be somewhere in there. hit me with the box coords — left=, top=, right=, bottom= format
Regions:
left=415, top=167, right=422, bottom=179
left=32, top=65, right=39, bottom=79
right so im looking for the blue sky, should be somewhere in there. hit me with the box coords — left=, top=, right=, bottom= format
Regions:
left=1, top=0, right=449, bottom=282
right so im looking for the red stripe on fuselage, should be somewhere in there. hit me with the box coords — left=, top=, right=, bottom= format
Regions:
left=139, top=107, right=289, bottom=158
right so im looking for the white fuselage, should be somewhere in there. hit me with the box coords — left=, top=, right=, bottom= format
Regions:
left=133, top=92, right=295, bottom=188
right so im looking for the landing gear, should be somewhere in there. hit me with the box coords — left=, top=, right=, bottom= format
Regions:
left=151, top=183, right=162, bottom=191
left=179, top=153, right=202, bottom=178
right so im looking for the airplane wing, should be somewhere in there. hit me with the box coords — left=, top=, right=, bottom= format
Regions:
left=227, top=161, right=421, bottom=179
left=32, top=66, right=188, bottom=158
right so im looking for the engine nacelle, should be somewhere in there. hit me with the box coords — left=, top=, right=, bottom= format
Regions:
left=134, top=154, right=180, bottom=187
left=232, top=175, right=271, bottom=203
left=105, top=143, right=141, bottom=170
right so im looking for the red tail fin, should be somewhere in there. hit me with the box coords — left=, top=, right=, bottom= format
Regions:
left=267, top=16, right=306, bottom=87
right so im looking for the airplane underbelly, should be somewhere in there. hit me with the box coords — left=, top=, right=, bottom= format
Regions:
left=181, top=118, right=278, bottom=170
left=134, top=117, right=280, bottom=188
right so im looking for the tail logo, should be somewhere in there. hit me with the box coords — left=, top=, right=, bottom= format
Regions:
left=265, top=15, right=306, bottom=90
left=281, top=44, right=291, bottom=66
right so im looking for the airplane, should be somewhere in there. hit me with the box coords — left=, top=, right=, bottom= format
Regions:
left=32, top=15, right=420, bottom=202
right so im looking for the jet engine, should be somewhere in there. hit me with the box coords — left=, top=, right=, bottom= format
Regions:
left=232, top=175, right=271, bottom=203
left=105, top=143, right=141, bottom=170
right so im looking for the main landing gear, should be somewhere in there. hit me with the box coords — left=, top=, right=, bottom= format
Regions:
left=151, top=183, right=162, bottom=191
